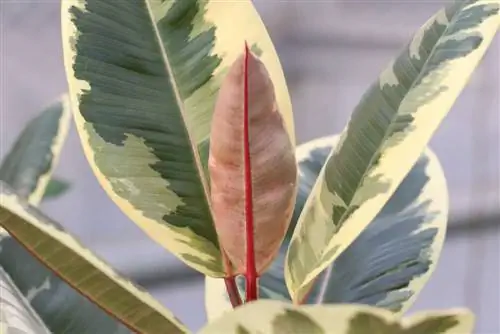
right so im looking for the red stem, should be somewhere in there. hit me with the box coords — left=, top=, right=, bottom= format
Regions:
left=224, top=277, right=242, bottom=308
left=243, top=42, right=258, bottom=302
left=297, top=274, right=322, bottom=305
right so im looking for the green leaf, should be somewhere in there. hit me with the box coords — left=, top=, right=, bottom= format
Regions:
left=199, top=300, right=474, bottom=334
left=289, top=137, right=448, bottom=312
left=41, top=178, right=71, bottom=201
left=0, top=95, right=71, bottom=206
left=0, top=95, right=108, bottom=332
left=62, top=0, right=294, bottom=277
left=0, top=182, right=188, bottom=334
left=0, top=95, right=119, bottom=332
left=285, top=0, right=500, bottom=302
left=0, top=267, right=51, bottom=334
left=205, top=135, right=448, bottom=319
left=0, top=228, right=132, bottom=333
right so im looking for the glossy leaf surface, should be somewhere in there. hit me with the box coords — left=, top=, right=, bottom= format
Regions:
left=0, top=227, right=132, bottom=334
left=62, top=0, right=294, bottom=277
left=0, top=94, right=130, bottom=333
left=209, top=49, right=297, bottom=276
left=199, top=300, right=474, bottom=334
left=285, top=0, right=500, bottom=302
left=205, top=135, right=448, bottom=319
left=0, top=183, right=188, bottom=334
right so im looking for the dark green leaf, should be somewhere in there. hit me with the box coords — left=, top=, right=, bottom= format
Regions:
left=41, top=178, right=71, bottom=201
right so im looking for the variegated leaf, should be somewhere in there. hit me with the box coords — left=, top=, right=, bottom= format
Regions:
left=0, top=95, right=71, bottom=206
left=0, top=94, right=119, bottom=333
left=62, top=0, right=294, bottom=277
left=290, top=137, right=448, bottom=311
left=285, top=0, right=500, bottom=302
left=0, top=227, right=132, bottom=333
left=0, top=268, right=51, bottom=334
left=199, top=300, right=474, bottom=334
left=205, top=135, right=448, bottom=319
left=0, top=182, right=188, bottom=334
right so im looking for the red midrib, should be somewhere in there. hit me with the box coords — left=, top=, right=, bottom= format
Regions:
left=243, top=42, right=257, bottom=302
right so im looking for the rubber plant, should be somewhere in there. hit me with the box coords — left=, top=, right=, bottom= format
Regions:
left=0, top=0, right=498, bottom=333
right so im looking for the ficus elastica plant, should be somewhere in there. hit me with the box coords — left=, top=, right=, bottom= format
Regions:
left=0, top=0, right=498, bottom=333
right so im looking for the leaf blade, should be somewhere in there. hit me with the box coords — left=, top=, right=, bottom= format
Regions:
left=41, top=178, right=71, bottom=201
left=208, top=48, right=297, bottom=283
left=62, top=0, right=294, bottom=277
left=0, top=268, right=51, bottom=334
left=0, top=228, right=131, bottom=333
left=285, top=0, right=500, bottom=302
left=199, top=300, right=474, bottom=334
left=0, top=182, right=188, bottom=334
left=205, top=135, right=448, bottom=318
left=0, top=95, right=71, bottom=206
left=293, top=136, right=448, bottom=312
left=0, top=95, right=122, bottom=332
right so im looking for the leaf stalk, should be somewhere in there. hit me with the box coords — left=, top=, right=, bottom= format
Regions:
left=224, top=277, right=243, bottom=308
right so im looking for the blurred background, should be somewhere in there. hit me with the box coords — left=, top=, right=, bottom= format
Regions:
left=0, top=0, right=498, bottom=332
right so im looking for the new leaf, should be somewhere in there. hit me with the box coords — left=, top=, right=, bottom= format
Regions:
left=62, top=0, right=294, bottom=277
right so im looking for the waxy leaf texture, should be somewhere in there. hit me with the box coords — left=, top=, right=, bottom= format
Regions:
left=209, top=48, right=297, bottom=277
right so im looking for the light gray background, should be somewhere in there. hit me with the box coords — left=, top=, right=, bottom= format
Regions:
left=0, top=1, right=499, bottom=333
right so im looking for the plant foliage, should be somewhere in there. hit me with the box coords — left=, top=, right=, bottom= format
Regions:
left=0, top=0, right=498, bottom=333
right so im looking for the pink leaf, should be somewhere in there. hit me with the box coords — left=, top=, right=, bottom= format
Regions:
left=209, top=44, right=297, bottom=301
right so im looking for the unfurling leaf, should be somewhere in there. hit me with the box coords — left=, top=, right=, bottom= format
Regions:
left=209, top=46, right=297, bottom=278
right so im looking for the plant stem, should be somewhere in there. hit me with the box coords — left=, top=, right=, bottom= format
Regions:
left=245, top=275, right=258, bottom=302
left=224, top=277, right=242, bottom=308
